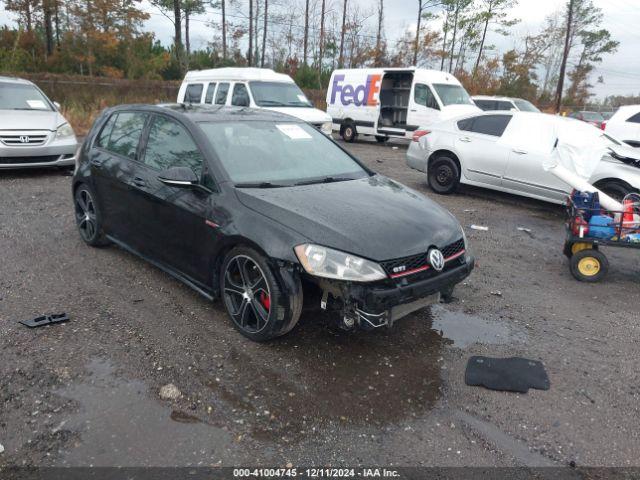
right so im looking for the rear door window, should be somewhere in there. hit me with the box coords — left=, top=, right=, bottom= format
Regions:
left=102, top=112, right=147, bottom=160
left=495, top=101, right=514, bottom=111
left=184, top=83, right=203, bottom=103
left=143, top=115, right=204, bottom=175
left=231, top=83, right=250, bottom=107
left=96, top=114, right=117, bottom=148
left=215, top=83, right=230, bottom=105
left=474, top=100, right=495, bottom=111
left=204, top=83, right=217, bottom=104
left=469, top=114, right=512, bottom=137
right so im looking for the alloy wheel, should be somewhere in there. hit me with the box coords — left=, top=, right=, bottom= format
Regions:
left=223, top=255, right=271, bottom=334
left=75, top=189, right=98, bottom=242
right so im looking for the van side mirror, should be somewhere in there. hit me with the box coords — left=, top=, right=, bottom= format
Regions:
left=53, top=101, right=61, bottom=110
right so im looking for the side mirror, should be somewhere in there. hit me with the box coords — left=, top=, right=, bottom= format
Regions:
left=158, top=166, right=200, bottom=189
left=53, top=101, right=61, bottom=110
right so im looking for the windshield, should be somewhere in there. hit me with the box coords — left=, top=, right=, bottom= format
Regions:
left=432, top=84, right=474, bottom=106
left=0, top=83, right=53, bottom=110
left=581, top=111, right=604, bottom=122
left=198, top=121, right=368, bottom=186
left=249, top=81, right=312, bottom=108
left=513, top=99, right=540, bottom=113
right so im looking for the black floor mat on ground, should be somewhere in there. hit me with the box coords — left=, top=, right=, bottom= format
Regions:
left=465, top=356, right=550, bottom=393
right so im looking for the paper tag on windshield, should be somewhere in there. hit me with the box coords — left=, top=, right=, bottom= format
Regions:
left=297, top=94, right=308, bottom=103
left=26, top=100, right=47, bottom=109
left=276, top=124, right=312, bottom=140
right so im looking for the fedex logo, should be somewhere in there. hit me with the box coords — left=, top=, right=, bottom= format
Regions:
left=330, top=74, right=382, bottom=106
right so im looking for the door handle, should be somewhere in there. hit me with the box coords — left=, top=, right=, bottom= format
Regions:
left=131, top=177, right=147, bottom=188
left=410, top=109, right=417, bottom=112
left=512, top=148, right=528, bottom=155
left=459, top=137, right=471, bottom=143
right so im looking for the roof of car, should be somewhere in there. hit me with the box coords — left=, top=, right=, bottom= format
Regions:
left=0, top=75, right=35, bottom=85
left=472, top=95, right=518, bottom=102
left=107, top=103, right=304, bottom=123
left=183, top=67, right=294, bottom=83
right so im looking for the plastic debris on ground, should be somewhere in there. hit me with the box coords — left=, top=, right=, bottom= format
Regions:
left=19, top=313, right=70, bottom=328
left=0, top=443, right=4, bottom=454
left=465, top=356, right=550, bottom=393
left=470, top=225, right=489, bottom=231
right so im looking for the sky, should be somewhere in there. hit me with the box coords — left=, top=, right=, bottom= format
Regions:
left=2, top=0, right=639, bottom=99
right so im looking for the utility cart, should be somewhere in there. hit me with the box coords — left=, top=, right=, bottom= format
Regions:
left=564, top=192, right=640, bottom=282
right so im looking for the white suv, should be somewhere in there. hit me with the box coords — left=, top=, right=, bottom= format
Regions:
left=604, top=105, right=640, bottom=148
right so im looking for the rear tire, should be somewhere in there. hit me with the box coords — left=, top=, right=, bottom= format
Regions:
left=428, top=155, right=460, bottom=194
left=74, top=183, right=110, bottom=247
left=220, top=246, right=302, bottom=341
left=570, top=249, right=608, bottom=282
left=341, top=122, right=357, bottom=143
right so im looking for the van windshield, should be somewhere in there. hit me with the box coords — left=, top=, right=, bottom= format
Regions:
left=432, top=84, right=473, bottom=107
left=249, top=81, right=312, bottom=108
left=198, top=121, right=368, bottom=186
left=0, top=83, right=53, bottom=110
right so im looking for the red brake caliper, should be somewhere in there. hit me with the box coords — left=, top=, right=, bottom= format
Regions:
left=259, top=291, right=270, bottom=311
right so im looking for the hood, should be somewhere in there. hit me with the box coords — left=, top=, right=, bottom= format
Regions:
left=440, top=104, right=482, bottom=120
left=235, top=175, right=463, bottom=261
left=265, top=107, right=331, bottom=124
left=0, top=109, right=67, bottom=131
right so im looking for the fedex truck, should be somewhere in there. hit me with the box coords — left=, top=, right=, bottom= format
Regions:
left=326, top=68, right=480, bottom=142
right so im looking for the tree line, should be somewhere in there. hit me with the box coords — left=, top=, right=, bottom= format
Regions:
left=0, top=0, right=621, bottom=109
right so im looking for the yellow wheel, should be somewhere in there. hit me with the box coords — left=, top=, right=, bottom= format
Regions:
left=570, top=249, right=609, bottom=282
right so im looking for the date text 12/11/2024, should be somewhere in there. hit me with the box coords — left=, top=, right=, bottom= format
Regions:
left=233, top=468, right=400, bottom=478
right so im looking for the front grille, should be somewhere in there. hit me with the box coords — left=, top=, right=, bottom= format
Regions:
left=0, top=134, right=48, bottom=146
left=380, top=238, right=465, bottom=277
left=0, top=155, right=60, bottom=164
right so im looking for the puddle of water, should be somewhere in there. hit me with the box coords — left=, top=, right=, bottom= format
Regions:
left=203, top=312, right=448, bottom=442
left=429, top=304, right=526, bottom=348
left=56, top=358, right=235, bottom=466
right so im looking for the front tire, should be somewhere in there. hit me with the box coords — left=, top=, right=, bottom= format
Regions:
left=74, top=184, right=110, bottom=247
left=570, top=249, right=609, bottom=282
left=597, top=180, right=636, bottom=202
left=428, top=155, right=460, bottom=194
left=220, top=247, right=302, bottom=341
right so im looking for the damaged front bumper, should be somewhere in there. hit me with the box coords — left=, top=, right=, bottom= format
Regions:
left=314, top=255, right=475, bottom=330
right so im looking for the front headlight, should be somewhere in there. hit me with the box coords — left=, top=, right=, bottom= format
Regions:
left=294, top=244, right=387, bottom=282
left=321, top=121, right=333, bottom=135
left=55, top=123, right=75, bottom=140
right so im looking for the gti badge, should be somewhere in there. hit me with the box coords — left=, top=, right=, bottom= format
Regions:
left=428, top=248, right=445, bottom=272
left=393, top=265, right=406, bottom=273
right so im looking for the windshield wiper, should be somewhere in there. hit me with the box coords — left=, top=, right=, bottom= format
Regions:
left=235, top=181, right=288, bottom=188
left=285, top=101, right=312, bottom=107
left=294, top=176, right=354, bottom=186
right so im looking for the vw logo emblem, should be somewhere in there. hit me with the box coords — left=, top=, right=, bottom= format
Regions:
left=428, top=248, right=445, bottom=272
left=19, top=135, right=30, bottom=143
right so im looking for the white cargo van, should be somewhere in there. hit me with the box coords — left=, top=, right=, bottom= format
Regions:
left=178, top=68, right=332, bottom=135
left=326, top=68, right=480, bottom=142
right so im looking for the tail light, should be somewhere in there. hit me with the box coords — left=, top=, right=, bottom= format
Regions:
left=412, top=130, right=430, bottom=142
left=601, top=122, right=606, bottom=131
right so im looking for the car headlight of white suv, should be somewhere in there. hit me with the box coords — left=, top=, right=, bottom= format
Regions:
left=55, top=123, right=75, bottom=141
left=294, top=244, right=387, bottom=282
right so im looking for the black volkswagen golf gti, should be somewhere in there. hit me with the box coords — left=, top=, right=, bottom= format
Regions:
left=72, top=104, right=474, bottom=341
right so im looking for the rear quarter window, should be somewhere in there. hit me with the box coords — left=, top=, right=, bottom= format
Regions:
left=627, top=112, right=640, bottom=123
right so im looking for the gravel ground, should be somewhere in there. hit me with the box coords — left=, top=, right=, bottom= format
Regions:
left=0, top=136, right=638, bottom=468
